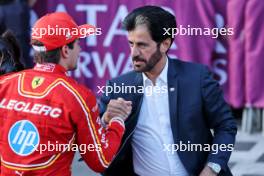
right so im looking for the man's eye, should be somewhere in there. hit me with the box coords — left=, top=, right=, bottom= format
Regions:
left=139, top=44, right=147, bottom=48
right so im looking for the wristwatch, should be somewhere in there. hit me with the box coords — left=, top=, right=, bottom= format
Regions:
left=207, top=162, right=221, bottom=174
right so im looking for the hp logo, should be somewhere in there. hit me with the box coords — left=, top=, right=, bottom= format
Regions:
left=8, top=120, right=40, bottom=156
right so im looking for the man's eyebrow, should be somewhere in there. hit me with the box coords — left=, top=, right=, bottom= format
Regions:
left=128, top=40, right=148, bottom=45
left=136, top=42, right=148, bottom=46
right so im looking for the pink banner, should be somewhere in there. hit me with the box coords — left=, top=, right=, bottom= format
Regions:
left=244, top=0, right=264, bottom=108
left=31, top=0, right=264, bottom=108
left=227, top=0, right=264, bottom=108
left=226, top=0, right=247, bottom=108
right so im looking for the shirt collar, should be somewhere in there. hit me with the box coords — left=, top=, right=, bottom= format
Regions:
left=33, top=63, right=67, bottom=75
left=142, top=57, right=168, bottom=86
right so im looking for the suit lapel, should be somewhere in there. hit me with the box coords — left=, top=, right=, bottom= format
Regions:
left=167, top=59, right=180, bottom=143
left=124, top=72, right=144, bottom=130
left=133, top=72, right=144, bottom=114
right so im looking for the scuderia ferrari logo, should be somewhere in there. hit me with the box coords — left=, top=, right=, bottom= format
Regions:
left=32, top=77, right=45, bottom=89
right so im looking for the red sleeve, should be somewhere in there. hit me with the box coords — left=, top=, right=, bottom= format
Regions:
left=70, top=88, right=125, bottom=172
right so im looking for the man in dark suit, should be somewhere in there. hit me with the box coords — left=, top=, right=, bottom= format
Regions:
left=99, top=6, right=237, bottom=176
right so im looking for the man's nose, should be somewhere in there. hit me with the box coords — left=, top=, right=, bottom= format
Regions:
left=131, top=46, right=140, bottom=58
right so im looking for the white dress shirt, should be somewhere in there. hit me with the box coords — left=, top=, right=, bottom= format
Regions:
left=131, top=59, right=188, bottom=176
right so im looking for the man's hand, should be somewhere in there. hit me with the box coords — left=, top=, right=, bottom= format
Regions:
left=199, top=166, right=217, bottom=176
left=102, top=98, right=132, bottom=124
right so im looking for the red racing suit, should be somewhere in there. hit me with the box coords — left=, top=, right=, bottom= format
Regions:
left=0, top=63, right=125, bottom=176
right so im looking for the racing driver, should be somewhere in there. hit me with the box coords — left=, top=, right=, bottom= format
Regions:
left=0, top=12, right=132, bottom=176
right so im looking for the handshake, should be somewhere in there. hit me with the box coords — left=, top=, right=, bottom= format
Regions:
left=102, top=98, right=132, bottom=124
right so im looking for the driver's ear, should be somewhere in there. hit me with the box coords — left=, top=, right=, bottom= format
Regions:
left=61, top=45, right=69, bottom=59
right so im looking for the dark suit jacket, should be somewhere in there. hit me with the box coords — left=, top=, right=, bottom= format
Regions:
left=99, top=59, right=237, bottom=176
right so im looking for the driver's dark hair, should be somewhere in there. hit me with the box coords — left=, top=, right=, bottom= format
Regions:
left=31, top=39, right=75, bottom=64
